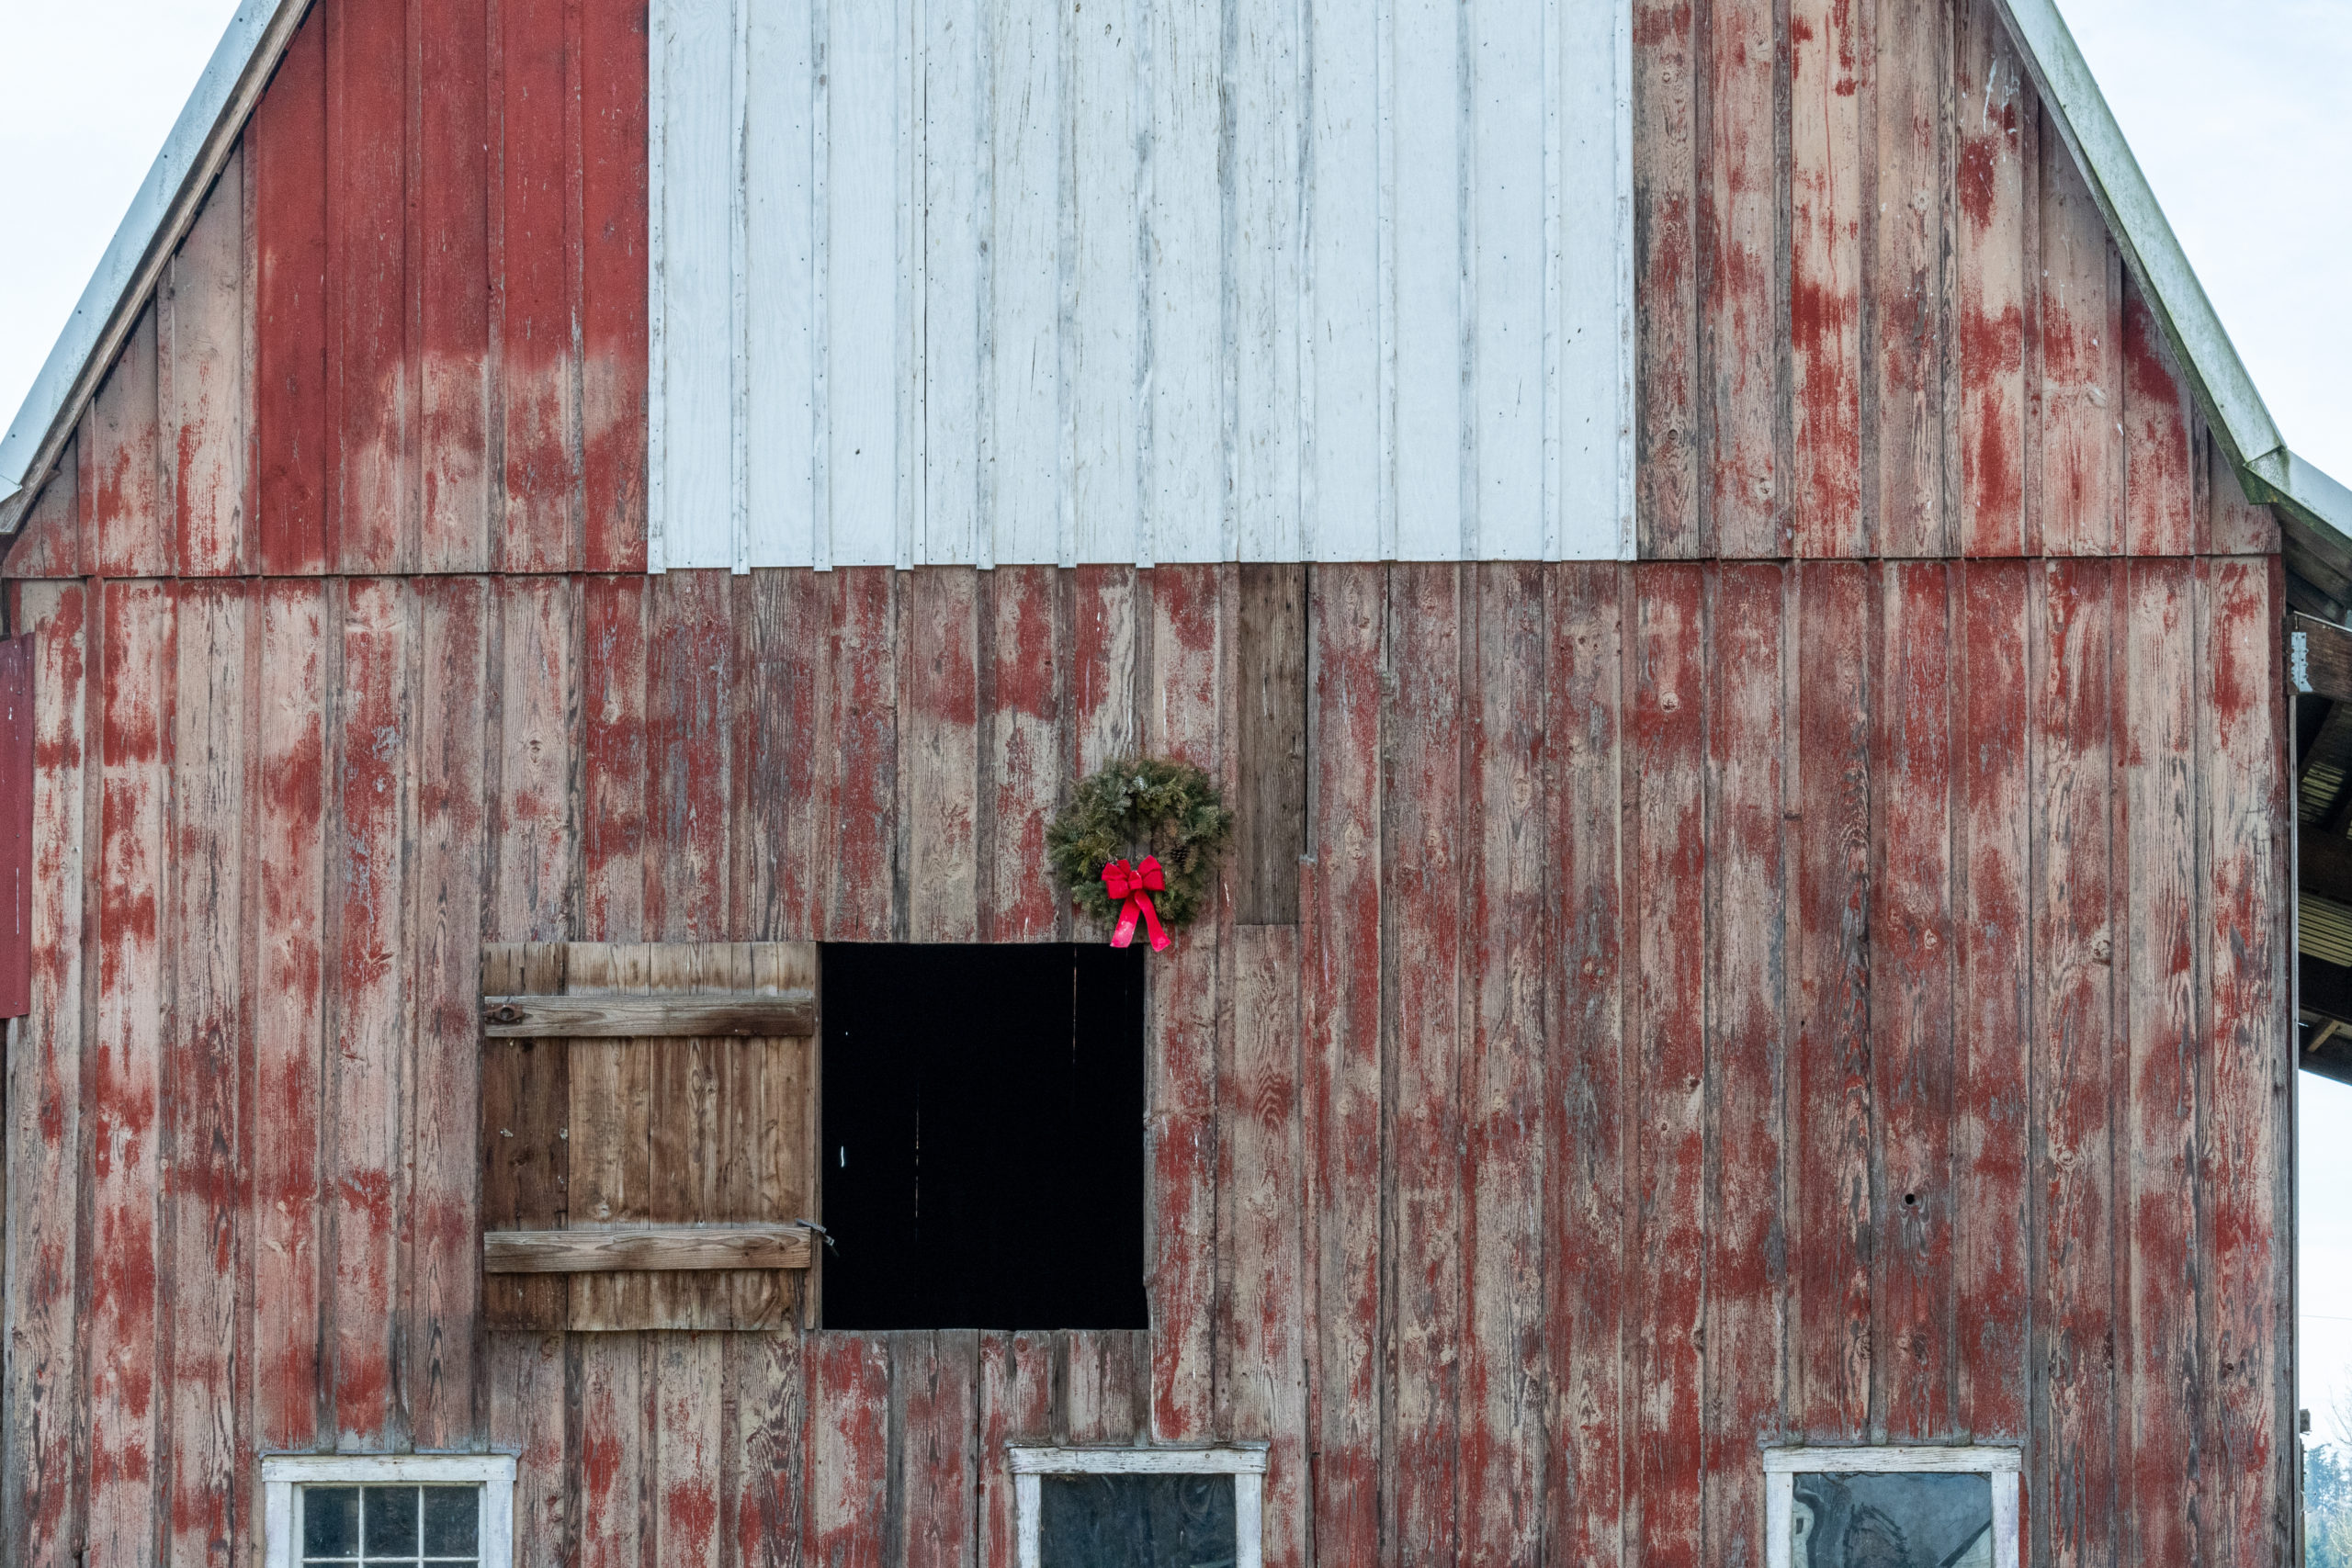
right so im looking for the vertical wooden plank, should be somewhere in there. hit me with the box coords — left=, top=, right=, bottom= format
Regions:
left=1383, top=562, right=1462, bottom=1557
left=808, top=1335, right=892, bottom=1568
left=1702, top=562, right=1784, bottom=1560
left=418, top=0, right=493, bottom=572
left=978, top=1335, right=1054, bottom=1568
left=904, top=569, right=980, bottom=941
left=328, top=0, right=413, bottom=572
left=1872, top=562, right=1956, bottom=1439
left=576, top=1332, right=648, bottom=1568
left=1789, top=562, right=1872, bottom=1441
left=2206, top=437, right=2280, bottom=560
left=1236, top=566, right=1306, bottom=927
left=1390, top=0, right=1463, bottom=562
left=492, top=577, right=580, bottom=941
left=4, top=582, right=88, bottom=1568
left=167, top=151, right=250, bottom=576
left=87, top=580, right=174, bottom=1568
left=1625, top=563, right=1704, bottom=1568
left=922, top=0, right=981, bottom=566
left=2037, top=131, right=2120, bottom=559
left=1058, top=1330, right=1149, bottom=1447
left=487, top=1332, right=570, bottom=1568
left=1953, top=1, right=2029, bottom=558
left=252, top=10, right=332, bottom=576
left=0, top=639, right=29, bottom=1021
left=2030, top=558, right=2118, bottom=1568
left=481, top=946, right=570, bottom=1332
left=1301, top=562, right=1381, bottom=1564
left=329, top=577, right=412, bottom=1448
left=1788, top=0, right=1863, bottom=558
left=1633, top=0, right=1698, bottom=557
left=581, top=0, right=651, bottom=571
left=1141, top=0, right=1222, bottom=564
left=411, top=581, right=489, bottom=1441
left=825, top=570, right=899, bottom=941
left=729, top=572, right=811, bottom=941
left=983, top=0, right=1063, bottom=566
left=1459, top=563, right=1545, bottom=1565
left=92, top=310, right=165, bottom=581
left=1872, top=0, right=1950, bottom=558
left=1702, top=0, right=1781, bottom=556
left=824, top=0, right=906, bottom=566
left=582, top=575, right=648, bottom=942
left=2120, top=282, right=2194, bottom=558
left=2118, top=558, right=2199, bottom=1567
left=164, top=584, right=248, bottom=1568
left=646, top=571, right=733, bottom=942
left=2199, top=557, right=2290, bottom=1568
left=3, top=438, right=83, bottom=580
left=652, top=1332, right=724, bottom=1568
left=1544, top=562, right=1625, bottom=1568
left=978, top=567, right=1065, bottom=942
left=730, top=1329, right=808, bottom=1568
left=1069, top=566, right=1137, bottom=774
left=899, top=1331, right=979, bottom=1568
left=500, top=0, right=583, bottom=572
left=1067, top=0, right=1138, bottom=565
left=1229, top=0, right=1299, bottom=562
left=744, top=0, right=817, bottom=570
left=254, top=581, right=327, bottom=1451
left=1218, top=927, right=1306, bottom=1568
left=1144, top=564, right=1226, bottom=1442
left=1953, top=558, right=2030, bottom=1438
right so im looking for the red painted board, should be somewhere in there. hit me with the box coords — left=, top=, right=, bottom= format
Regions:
left=0, top=635, right=30, bottom=1017
left=326, top=0, right=413, bottom=573
left=499, top=0, right=582, bottom=573
left=1626, top=563, right=1705, bottom=1568
left=581, top=0, right=651, bottom=572
left=1954, top=2, right=2030, bottom=558
left=1789, top=0, right=1864, bottom=557
left=1632, top=0, right=1697, bottom=557
left=252, top=10, right=332, bottom=575
left=1703, top=0, right=1781, bottom=556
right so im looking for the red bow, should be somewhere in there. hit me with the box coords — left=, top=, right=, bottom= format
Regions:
left=1102, top=857, right=1172, bottom=952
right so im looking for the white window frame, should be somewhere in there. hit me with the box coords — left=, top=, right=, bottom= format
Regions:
left=1008, top=1445, right=1268, bottom=1568
left=1764, top=1446, right=2020, bottom=1568
left=260, top=1453, right=517, bottom=1568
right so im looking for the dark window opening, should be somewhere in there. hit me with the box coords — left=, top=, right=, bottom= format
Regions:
left=820, top=942, right=1148, bottom=1330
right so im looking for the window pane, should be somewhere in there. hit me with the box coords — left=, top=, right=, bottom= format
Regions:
left=1038, top=1473, right=1237, bottom=1568
left=363, top=1487, right=421, bottom=1556
left=422, top=1486, right=480, bottom=1555
left=1791, top=1472, right=1992, bottom=1568
left=302, top=1488, right=359, bottom=1559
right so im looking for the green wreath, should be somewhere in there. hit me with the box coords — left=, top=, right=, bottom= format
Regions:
left=1047, top=756, right=1234, bottom=937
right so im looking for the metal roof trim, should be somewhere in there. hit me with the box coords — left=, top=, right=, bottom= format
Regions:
left=0, top=0, right=312, bottom=536
left=1991, top=0, right=2352, bottom=565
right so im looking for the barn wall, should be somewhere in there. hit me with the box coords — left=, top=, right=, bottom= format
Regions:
left=0, top=555, right=2293, bottom=1565
left=0, top=0, right=2301, bottom=1562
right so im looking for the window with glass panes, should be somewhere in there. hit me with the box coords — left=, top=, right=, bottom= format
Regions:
left=300, top=1486, right=481, bottom=1566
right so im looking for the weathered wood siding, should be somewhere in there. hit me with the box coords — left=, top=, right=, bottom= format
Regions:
left=0, top=557, right=2294, bottom=1564
left=0, top=0, right=2299, bottom=1563
left=643, top=0, right=1635, bottom=570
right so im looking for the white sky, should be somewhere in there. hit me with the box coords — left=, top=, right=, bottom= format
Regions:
left=2, top=0, right=2349, bottom=1441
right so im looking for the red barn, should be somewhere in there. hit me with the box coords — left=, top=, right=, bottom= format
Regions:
left=0, top=0, right=2345, bottom=1562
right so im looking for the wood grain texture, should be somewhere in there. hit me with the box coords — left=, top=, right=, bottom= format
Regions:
left=484, top=1224, right=812, bottom=1272
left=1788, top=0, right=1864, bottom=557
left=1702, top=0, right=1781, bottom=557
left=1954, top=0, right=2030, bottom=558
left=1236, top=566, right=1307, bottom=927
left=481, top=992, right=817, bottom=1038
left=1871, top=0, right=1951, bottom=558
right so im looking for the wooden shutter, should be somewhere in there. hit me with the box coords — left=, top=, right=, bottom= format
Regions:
left=480, top=942, right=818, bottom=1332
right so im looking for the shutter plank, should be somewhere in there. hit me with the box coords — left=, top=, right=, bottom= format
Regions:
left=481, top=992, right=816, bottom=1038
left=484, top=1224, right=813, bottom=1273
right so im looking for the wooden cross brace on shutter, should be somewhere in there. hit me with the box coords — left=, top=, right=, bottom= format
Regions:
left=479, top=942, right=820, bottom=1332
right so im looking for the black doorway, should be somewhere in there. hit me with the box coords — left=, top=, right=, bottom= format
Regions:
left=820, top=942, right=1148, bottom=1330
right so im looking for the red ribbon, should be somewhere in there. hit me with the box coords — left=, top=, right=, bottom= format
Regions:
left=1102, top=857, right=1172, bottom=952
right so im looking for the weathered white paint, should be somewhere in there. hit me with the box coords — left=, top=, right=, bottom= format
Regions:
left=1007, top=1447, right=1267, bottom=1568
left=647, top=0, right=1636, bottom=568
left=260, top=1454, right=517, bottom=1568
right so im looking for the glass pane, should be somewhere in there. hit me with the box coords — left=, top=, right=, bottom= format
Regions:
left=302, top=1488, right=359, bottom=1559
left=1791, top=1472, right=1993, bottom=1568
left=363, top=1486, right=422, bottom=1557
left=1038, top=1473, right=1237, bottom=1568
left=422, top=1486, right=480, bottom=1555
